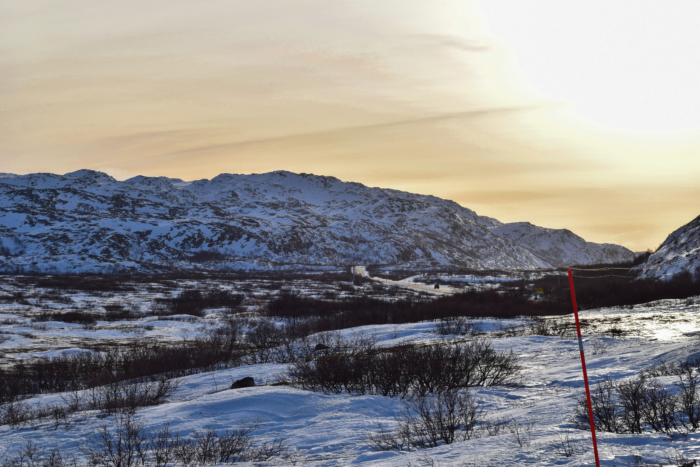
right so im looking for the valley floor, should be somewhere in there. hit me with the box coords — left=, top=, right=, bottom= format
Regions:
left=1, top=276, right=700, bottom=466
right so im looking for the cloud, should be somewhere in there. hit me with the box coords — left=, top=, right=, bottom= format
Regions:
left=410, top=34, right=490, bottom=53
left=455, top=190, right=553, bottom=205
left=128, top=104, right=546, bottom=163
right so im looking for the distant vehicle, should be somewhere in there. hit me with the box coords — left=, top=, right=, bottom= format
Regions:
left=434, top=283, right=439, bottom=289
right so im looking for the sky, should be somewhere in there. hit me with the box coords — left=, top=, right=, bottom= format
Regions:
left=1, top=0, right=700, bottom=251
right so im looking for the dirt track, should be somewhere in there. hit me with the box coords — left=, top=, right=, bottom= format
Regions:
left=353, top=266, right=457, bottom=296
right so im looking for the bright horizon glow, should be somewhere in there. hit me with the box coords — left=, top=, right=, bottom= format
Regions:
left=478, top=1, right=700, bottom=134
left=1, top=1, right=699, bottom=252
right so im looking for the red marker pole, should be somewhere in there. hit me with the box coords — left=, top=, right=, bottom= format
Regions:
left=568, top=269, right=600, bottom=467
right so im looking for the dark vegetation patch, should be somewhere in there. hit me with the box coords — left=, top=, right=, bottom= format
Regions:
left=0, top=326, right=242, bottom=403
left=264, top=268, right=700, bottom=333
left=152, top=289, right=244, bottom=317
left=564, top=271, right=700, bottom=310
left=188, top=249, right=229, bottom=263
left=0, top=319, right=351, bottom=403
left=34, top=310, right=98, bottom=325
left=23, top=275, right=136, bottom=292
left=290, top=339, right=520, bottom=397
left=103, top=304, right=138, bottom=321
left=265, top=290, right=569, bottom=335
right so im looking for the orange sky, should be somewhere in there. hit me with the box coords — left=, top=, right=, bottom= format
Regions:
left=2, top=0, right=699, bottom=251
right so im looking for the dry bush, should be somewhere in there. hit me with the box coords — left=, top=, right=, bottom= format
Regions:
left=554, top=430, right=576, bottom=458
left=366, top=390, right=485, bottom=451
left=78, top=415, right=290, bottom=467
left=573, top=367, right=700, bottom=434
left=435, top=317, right=480, bottom=336
left=87, top=379, right=180, bottom=415
left=290, top=339, right=519, bottom=397
left=33, top=311, right=97, bottom=325
left=152, top=289, right=244, bottom=317
left=507, top=418, right=535, bottom=448
left=1, top=416, right=292, bottom=467
left=0, top=330, right=244, bottom=403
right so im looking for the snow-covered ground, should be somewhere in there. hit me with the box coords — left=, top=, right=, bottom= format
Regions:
left=1, top=276, right=700, bottom=466
left=0, top=275, right=428, bottom=365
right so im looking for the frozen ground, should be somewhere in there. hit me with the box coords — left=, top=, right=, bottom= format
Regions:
left=1, top=276, right=700, bottom=466
left=0, top=274, right=429, bottom=365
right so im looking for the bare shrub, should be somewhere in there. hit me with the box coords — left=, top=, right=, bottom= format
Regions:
left=0, top=441, right=77, bottom=467
left=480, top=416, right=510, bottom=437
left=0, top=401, right=33, bottom=429
left=76, top=415, right=291, bottom=466
left=507, top=418, right=535, bottom=448
left=290, top=339, right=519, bottom=397
left=435, top=317, right=480, bottom=336
left=676, top=369, right=700, bottom=431
left=617, top=375, right=647, bottom=434
left=244, top=320, right=285, bottom=364
left=153, top=289, right=244, bottom=317
left=591, top=339, right=609, bottom=355
left=87, top=379, right=180, bottom=415
left=0, top=333, right=244, bottom=403
left=366, top=390, right=485, bottom=451
left=554, top=430, right=576, bottom=458
left=573, top=368, right=700, bottom=435
left=79, top=413, right=148, bottom=467
left=103, top=304, right=140, bottom=322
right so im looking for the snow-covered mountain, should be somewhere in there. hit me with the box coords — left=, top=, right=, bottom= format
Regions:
left=489, top=222, right=633, bottom=268
left=0, top=170, right=633, bottom=273
left=635, top=214, right=700, bottom=280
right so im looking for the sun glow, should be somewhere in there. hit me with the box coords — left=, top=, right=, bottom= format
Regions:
left=478, top=1, right=700, bottom=134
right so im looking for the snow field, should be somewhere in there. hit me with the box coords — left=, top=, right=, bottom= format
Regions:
left=2, top=276, right=700, bottom=465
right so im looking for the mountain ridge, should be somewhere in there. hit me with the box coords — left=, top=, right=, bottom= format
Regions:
left=0, top=169, right=634, bottom=273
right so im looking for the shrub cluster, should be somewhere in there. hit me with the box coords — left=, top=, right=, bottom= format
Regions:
left=0, top=326, right=242, bottom=403
left=0, top=415, right=292, bottom=467
left=435, top=316, right=481, bottom=336
left=28, top=275, right=135, bottom=292
left=0, top=379, right=179, bottom=430
left=573, top=369, right=700, bottom=434
left=266, top=291, right=568, bottom=336
left=34, top=311, right=98, bottom=325
left=290, top=339, right=519, bottom=397
left=153, top=289, right=244, bottom=317
left=367, top=390, right=484, bottom=451
left=0, top=318, right=359, bottom=403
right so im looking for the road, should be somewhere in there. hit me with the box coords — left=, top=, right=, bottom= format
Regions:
left=352, top=266, right=457, bottom=296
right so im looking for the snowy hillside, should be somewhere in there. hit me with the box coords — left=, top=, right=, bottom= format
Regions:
left=0, top=169, right=632, bottom=273
left=636, top=214, right=700, bottom=280
left=490, top=222, right=634, bottom=267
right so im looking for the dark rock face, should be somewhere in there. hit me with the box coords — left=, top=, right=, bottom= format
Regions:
left=314, top=343, right=330, bottom=351
left=0, top=170, right=633, bottom=273
left=230, top=377, right=255, bottom=389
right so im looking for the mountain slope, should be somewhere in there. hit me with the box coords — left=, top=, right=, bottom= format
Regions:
left=635, top=214, right=700, bottom=280
left=0, top=170, right=632, bottom=273
left=489, top=222, right=634, bottom=267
